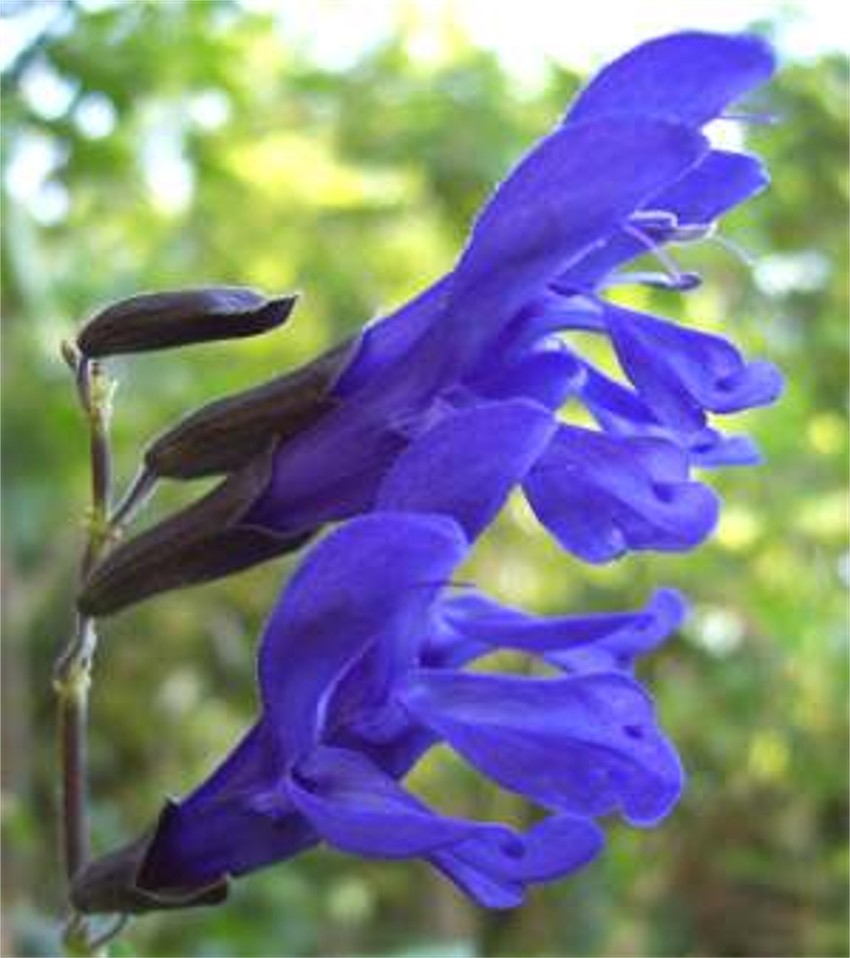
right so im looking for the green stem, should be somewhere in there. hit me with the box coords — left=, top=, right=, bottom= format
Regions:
left=55, top=351, right=118, bottom=956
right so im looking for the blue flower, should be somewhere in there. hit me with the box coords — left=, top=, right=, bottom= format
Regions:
left=245, top=114, right=709, bottom=537
left=71, top=30, right=782, bottom=915
left=74, top=511, right=686, bottom=912
left=242, top=30, right=780, bottom=565
left=82, top=31, right=783, bottom=618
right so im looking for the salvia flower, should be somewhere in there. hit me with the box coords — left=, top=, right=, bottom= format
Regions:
left=80, top=30, right=781, bottom=617
left=73, top=511, right=685, bottom=913
left=73, top=29, right=781, bottom=917
left=243, top=114, right=711, bottom=541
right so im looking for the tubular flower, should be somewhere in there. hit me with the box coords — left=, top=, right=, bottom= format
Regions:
left=82, top=31, right=783, bottom=615
left=305, top=30, right=782, bottom=548
left=72, top=30, right=782, bottom=916
left=73, top=512, right=686, bottom=913
left=246, top=112, right=713, bottom=543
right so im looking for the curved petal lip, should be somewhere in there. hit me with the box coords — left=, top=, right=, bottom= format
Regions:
left=565, top=31, right=776, bottom=128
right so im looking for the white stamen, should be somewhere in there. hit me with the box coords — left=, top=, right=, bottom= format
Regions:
left=622, top=223, right=700, bottom=291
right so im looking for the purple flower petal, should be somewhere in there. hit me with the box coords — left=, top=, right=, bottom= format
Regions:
left=524, top=425, right=719, bottom=562
left=430, top=813, right=604, bottom=908
left=288, top=746, right=515, bottom=857
left=430, top=834, right=525, bottom=909
left=257, top=513, right=466, bottom=758
left=437, top=587, right=687, bottom=673
left=333, top=277, right=452, bottom=397
left=547, top=589, right=687, bottom=673
left=653, top=149, right=769, bottom=221
left=465, top=343, right=585, bottom=410
left=401, top=670, right=684, bottom=826
left=376, top=399, right=556, bottom=540
left=513, top=814, right=606, bottom=883
left=578, top=359, right=763, bottom=468
left=603, top=304, right=784, bottom=429
left=565, top=31, right=775, bottom=127
left=689, top=431, right=762, bottom=467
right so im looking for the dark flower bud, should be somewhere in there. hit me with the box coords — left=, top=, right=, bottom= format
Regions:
left=70, top=801, right=229, bottom=914
left=143, top=336, right=358, bottom=480
left=78, top=446, right=314, bottom=616
left=76, top=287, right=297, bottom=358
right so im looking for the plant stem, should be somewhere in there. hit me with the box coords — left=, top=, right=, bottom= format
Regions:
left=55, top=615, right=96, bottom=878
left=54, top=353, right=115, bottom=955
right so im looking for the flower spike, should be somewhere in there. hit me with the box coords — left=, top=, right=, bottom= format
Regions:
left=71, top=31, right=781, bottom=918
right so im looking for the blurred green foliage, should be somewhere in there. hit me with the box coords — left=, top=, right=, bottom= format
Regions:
left=2, top=3, right=847, bottom=956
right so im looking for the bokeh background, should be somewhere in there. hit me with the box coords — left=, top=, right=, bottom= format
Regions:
left=2, top=2, right=847, bottom=956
